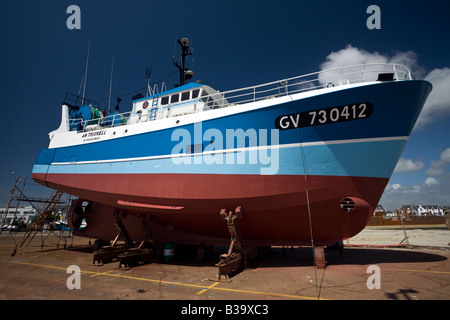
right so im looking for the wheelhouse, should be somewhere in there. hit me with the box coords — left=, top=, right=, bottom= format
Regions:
left=129, top=83, right=229, bottom=124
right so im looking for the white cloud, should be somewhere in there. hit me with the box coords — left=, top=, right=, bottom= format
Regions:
left=380, top=177, right=449, bottom=210
left=381, top=148, right=450, bottom=209
left=318, top=45, right=423, bottom=84
left=425, top=162, right=446, bottom=177
left=320, top=45, right=387, bottom=70
left=394, top=158, right=425, bottom=173
left=415, top=68, right=450, bottom=128
left=442, top=148, right=450, bottom=162
left=319, top=45, right=450, bottom=128
left=318, top=45, right=388, bottom=84
left=425, top=148, right=450, bottom=177
left=390, top=50, right=426, bottom=78
left=424, top=177, right=439, bottom=186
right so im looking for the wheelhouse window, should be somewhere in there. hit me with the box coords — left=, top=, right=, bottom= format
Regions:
left=181, top=91, right=190, bottom=101
left=192, top=89, right=200, bottom=99
left=160, top=96, right=169, bottom=105
left=170, top=94, right=179, bottom=103
left=160, top=88, right=202, bottom=106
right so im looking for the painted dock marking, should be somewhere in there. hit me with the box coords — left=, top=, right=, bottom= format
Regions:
left=89, top=270, right=114, bottom=277
left=196, top=281, right=220, bottom=295
left=11, top=261, right=326, bottom=300
left=384, top=268, right=450, bottom=275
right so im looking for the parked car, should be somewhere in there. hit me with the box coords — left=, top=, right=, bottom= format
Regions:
left=2, top=224, right=17, bottom=231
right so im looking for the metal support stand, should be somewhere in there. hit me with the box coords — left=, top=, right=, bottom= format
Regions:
left=92, top=210, right=156, bottom=268
left=214, top=206, right=257, bottom=282
left=118, top=248, right=154, bottom=270
left=398, top=209, right=410, bottom=247
left=92, top=245, right=129, bottom=266
left=118, top=214, right=157, bottom=269
left=92, top=210, right=132, bottom=265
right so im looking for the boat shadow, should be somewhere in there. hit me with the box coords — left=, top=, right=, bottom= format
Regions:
left=253, top=246, right=448, bottom=268
left=51, top=243, right=448, bottom=269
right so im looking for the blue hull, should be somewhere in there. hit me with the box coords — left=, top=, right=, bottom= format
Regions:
left=34, top=80, right=432, bottom=179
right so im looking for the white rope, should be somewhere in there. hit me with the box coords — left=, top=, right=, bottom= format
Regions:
left=289, top=95, right=321, bottom=299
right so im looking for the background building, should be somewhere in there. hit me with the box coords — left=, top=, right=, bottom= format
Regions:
left=402, top=204, right=444, bottom=216
left=0, top=207, right=38, bottom=229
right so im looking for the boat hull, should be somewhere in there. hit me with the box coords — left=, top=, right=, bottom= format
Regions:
left=32, top=80, right=432, bottom=246
left=35, top=172, right=387, bottom=246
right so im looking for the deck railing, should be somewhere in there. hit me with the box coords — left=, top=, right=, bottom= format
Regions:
left=67, top=63, right=413, bottom=131
left=216, top=63, right=412, bottom=107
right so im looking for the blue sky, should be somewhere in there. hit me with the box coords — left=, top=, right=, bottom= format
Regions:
left=1, top=0, right=449, bottom=210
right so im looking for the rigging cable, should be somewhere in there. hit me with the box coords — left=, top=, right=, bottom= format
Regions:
left=82, top=39, right=91, bottom=105
left=108, top=54, right=115, bottom=115
left=90, top=70, right=178, bottom=103
left=289, top=92, right=324, bottom=300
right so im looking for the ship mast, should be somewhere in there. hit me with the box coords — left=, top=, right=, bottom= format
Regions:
left=173, top=37, right=194, bottom=86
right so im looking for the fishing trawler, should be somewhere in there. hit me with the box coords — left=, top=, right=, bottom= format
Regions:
left=32, top=39, right=432, bottom=249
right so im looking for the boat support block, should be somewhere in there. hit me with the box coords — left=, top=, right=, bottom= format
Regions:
left=92, top=210, right=156, bottom=269
left=213, top=206, right=257, bottom=282
left=314, top=246, right=327, bottom=269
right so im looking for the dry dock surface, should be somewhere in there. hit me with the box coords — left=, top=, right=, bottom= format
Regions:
left=1, top=227, right=449, bottom=303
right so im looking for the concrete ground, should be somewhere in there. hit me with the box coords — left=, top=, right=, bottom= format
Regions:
left=0, top=227, right=449, bottom=304
left=348, top=225, right=450, bottom=248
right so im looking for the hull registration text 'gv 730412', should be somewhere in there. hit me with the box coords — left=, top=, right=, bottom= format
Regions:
left=275, top=102, right=373, bottom=130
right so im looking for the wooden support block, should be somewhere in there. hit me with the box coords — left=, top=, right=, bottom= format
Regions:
left=314, top=246, right=327, bottom=269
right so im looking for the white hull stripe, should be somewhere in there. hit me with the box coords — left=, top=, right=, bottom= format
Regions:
left=51, top=136, right=409, bottom=166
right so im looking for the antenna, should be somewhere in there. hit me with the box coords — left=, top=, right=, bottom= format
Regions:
left=173, top=37, right=194, bottom=86
left=77, top=76, right=84, bottom=96
left=145, top=66, right=152, bottom=96
left=108, top=54, right=115, bottom=115
left=82, top=39, right=91, bottom=105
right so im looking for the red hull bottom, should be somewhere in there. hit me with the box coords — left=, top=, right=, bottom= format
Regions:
left=33, top=173, right=388, bottom=246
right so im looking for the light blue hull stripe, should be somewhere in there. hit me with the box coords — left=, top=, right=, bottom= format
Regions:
left=34, top=139, right=406, bottom=178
